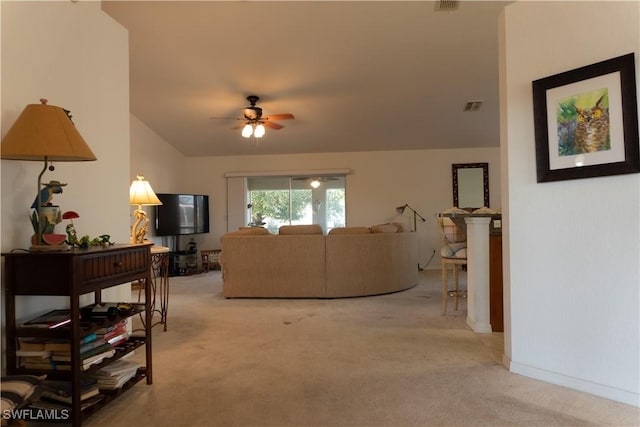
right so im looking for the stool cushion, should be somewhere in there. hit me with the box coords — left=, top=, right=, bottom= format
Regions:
left=441, top=242, right=467, bottom=258
left=1, top=375, right=45, bottom=413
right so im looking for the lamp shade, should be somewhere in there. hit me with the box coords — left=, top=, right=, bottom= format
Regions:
left=129, top=175, right=162, bottom=206
left=254, top=124, right=265, bottom=138
left=1, top=100, right=96, bottom=161
left=241, top=124, right=253, bottom=138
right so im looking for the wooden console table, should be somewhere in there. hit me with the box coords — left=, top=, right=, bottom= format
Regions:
left=137, top=246, right=170, bottom=331
left=2, top=243, right=153, bottom=426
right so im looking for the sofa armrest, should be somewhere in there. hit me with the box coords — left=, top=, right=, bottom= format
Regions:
left=326, top=232, right=418, bottom=297
left=221, top=235, right=326, bottom=298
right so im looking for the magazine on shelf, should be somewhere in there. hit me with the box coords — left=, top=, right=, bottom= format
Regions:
left=22, top=310, right=71, bottom=329
left=80, top=302, right=145, bottom=320
left=29, top=394, right=105, bottom=412
left=82, top=349, right=116, bottom=370
left=88, top=359, right=141, bottom=390
left=39, top=385, right=100, bottom=404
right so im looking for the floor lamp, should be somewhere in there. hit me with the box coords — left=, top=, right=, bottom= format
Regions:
left=396, top=204, right=431, bottom=271
left=396, top=203, right=426, bottom=232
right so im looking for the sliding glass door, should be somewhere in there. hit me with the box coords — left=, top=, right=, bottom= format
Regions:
left=247, top=175, right=345, bottom=234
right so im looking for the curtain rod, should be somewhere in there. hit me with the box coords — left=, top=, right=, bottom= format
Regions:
left=224, top=168, right=352, bottom=178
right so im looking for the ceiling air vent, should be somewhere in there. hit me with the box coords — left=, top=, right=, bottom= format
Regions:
left=435, top=0, right=459, bottom=12
left=464, top=101, right=483, bottom=112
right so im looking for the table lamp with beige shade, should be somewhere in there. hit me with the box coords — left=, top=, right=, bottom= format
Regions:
left=1, top=99, right=96, bottom=250
left=129, top=175, right=162, bottom=244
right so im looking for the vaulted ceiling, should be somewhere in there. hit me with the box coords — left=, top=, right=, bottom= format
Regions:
left=102, top=1, right=508, bottom=157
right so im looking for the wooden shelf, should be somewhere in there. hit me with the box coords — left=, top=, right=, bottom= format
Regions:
left=2, top=243, right=154, bottom=427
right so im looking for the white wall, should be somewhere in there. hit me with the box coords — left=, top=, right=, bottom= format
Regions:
left=184, top=148, right=501, bottom=265
left=1, top=1, right=131, bottom=353
left=128, top=115, right=501, bottom=262
left=500, top=1, right=639, bottom=406
left=130, top=114, right=186, bottom=193
left=131, top=109, right=501, bottom=268
left=129, top=114, right=186, bottom=245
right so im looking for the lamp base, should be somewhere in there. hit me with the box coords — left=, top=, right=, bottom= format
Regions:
left=130, top=239, right=154, bottom=245
left=30, top=244, right=71, bottom=252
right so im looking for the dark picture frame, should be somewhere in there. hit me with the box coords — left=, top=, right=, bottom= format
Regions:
left=532, top=53, right=639, bottom=182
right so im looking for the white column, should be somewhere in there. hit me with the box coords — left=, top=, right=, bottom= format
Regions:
left=464, top=216, right=492, bottom=333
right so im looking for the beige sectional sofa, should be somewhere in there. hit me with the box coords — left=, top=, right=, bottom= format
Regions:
left=220, top=224, right=418, bottom=298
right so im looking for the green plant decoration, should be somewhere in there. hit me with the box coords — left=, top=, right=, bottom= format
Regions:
left=62, top=211, right=114, bottom=248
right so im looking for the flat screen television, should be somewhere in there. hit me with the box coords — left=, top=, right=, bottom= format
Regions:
left=154, top=194, right=210, bottom=236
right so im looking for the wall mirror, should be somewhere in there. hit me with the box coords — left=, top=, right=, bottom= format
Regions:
left=452, top=163, right=489, bottom=210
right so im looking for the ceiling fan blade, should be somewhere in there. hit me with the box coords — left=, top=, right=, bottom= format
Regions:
left=264, top=113, right=295, bottom=121
left=262, top=121, right=283, bottom=130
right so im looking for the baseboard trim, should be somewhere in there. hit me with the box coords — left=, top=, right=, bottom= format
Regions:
left=502, top=353, right=511, bottom=370
left=510, top=361, right=640, bottom=407
left=466, top=316, right=492, bottom=333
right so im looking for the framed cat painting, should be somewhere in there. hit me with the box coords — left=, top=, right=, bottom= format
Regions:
left=532, top=53, right=639, bottom=182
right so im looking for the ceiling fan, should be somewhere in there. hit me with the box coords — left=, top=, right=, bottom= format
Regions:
left=214, top=95, right=295, bottom=138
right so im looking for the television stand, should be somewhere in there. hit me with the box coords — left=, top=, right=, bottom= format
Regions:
left=169, top=250, right=199, bottom=276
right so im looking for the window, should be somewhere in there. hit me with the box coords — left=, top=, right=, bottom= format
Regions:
left=247, top=176, right=346, bottom=234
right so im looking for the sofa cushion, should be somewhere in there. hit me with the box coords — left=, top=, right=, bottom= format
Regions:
left=370, top=223, right=399, bottom=233
left=391, top=222, right=406, bottom=232
left=279, top=224, right=323, bottom=235
left=225, top=227, right=271, bottom=236
left=328, top=227, right=371, bottom=235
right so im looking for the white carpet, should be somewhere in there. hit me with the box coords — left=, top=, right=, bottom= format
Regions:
left=82, top=270, right=639, bottom=427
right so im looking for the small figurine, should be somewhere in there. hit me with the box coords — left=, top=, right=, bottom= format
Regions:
left=31, top=180, right=67, bottom=208
left=62, top=210, right=113, bottom=248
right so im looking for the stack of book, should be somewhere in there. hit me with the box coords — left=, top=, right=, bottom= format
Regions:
left=17, top=330, right=120, bottom=371
left=15, top=346, right=53, bottom=370
left=48, top=335, right=116, bottom=371
left=87, top=359, right=141, bottom=390
left=96, top=320, right=129, bottom=348
left=17, top=337, right=57, bottom=370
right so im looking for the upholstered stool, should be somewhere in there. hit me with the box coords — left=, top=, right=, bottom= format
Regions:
left=437, top=208, right=469, bottom=315
left=201, top=249, right=221, bottom=272
left=441, top=256, right=467, bottom=315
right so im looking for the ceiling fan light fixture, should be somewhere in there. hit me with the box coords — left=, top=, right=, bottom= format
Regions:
left=241, top=123, right=253, bottom=138
left=254, top=123, right=265, bottom=138
left=310, top=179, right=321, bottom=189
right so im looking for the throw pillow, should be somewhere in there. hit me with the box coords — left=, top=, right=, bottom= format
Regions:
left=391, top=222, right=406, bottom=232
left=370, top=223, right=398, bottom=233
left=278, top=224, right=323, bottom=235
left=472, top=207, right=499, bottom=214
